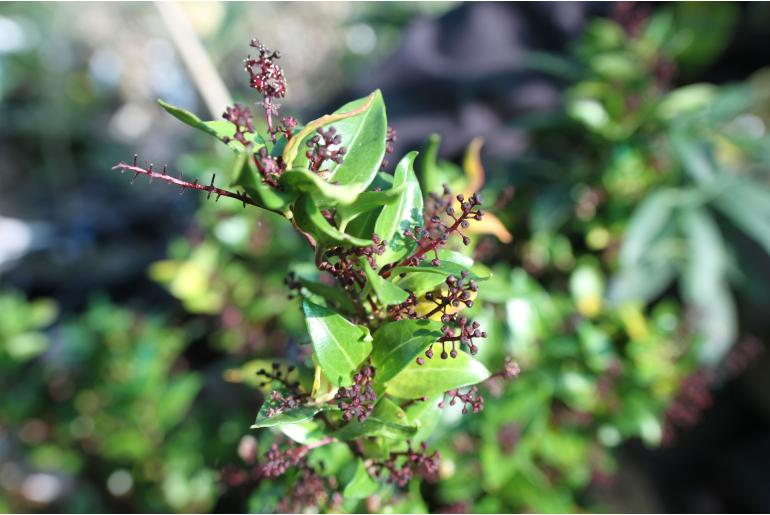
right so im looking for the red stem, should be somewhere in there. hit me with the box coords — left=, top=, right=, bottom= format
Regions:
left=380, top=213, right=468, bottom=279
left=112, top=159, right=261, bottom=208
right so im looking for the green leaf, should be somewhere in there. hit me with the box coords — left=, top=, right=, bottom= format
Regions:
left=679, top=207, right=736, bottom=364
left=345, top=173, right=395, bottom=239
left=293, top=195, right=374, bottom=247
left=385, top=344, right=491, bottom=399
left=416, top=134, right=463, bottom=195
left=291, top=91, right=387, bottom=189
left=360, top=258, right=409, bottom=306
left=403, top=395, right=443, bottom=445
left=279, top=169, right=362, bottom=205
left=230, top=152, right=294, bottom=213
left=295, top=276, right=356, bottom=315
left=251, top=405, right=321, bottom=429
left=158, top=99, right=264, bottom=152
left=619, top=189, right=679, bottom=267
left=343, top=460, right=379, bottom=499
left=374, top=152, right=423, bottom=266
left=336, top=183, right=407, bottom=229
left=302, top=300, right=372, bottom=386
left=371, top=319, right=443, bottom=384
left=334, top=398, right=416, bottom=440
left=713, top=178, right=770, bottom=255
left=670, top=2, right=738, bottom=77
left=670, top=130, right=716, bottom=183
left=390, top=261, right=487, bottom=296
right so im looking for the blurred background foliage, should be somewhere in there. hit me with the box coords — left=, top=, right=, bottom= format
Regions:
left=2, top=2, right=770, bottom=513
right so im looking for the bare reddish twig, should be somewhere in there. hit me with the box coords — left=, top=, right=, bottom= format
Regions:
left=112, top=155, right=260, bottom=208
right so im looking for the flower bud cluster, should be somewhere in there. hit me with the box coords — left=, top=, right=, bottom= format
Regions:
left=245, top=39, right=288, bottom=142
left=334, top=365, right=377, bottom=422
left=254, top=147, right=286, bottom=187
left=662, top=369, right=713, bottom=445
left=388, top=292, right=420, bottom=321
left=277, top=464, right=341, bottom=513
left=222, top=103, right=255, bottom=147
left=424, top=271, right=478, bottom=318
left=438, top=386, right=484, bottom=414
left=318, top=235, right=387, bottom=287
left=262, top=443, right=302, bottom=478
left=370, top=441, right=441, bottom=487
left=306, top=126, right=347, bottom=173
left=426, top=186, right=485, bottom=247
left=257, top=363, right=308, bottom=416
left=246, top=39, right=287, bottom=99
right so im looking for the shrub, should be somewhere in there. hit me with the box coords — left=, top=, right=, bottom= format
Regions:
left=114, top=38, right=515, bottom=511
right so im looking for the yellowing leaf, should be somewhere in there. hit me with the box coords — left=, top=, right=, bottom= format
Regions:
left=620, top=303, right=650, bottom=341
left=466, top=212, right=513, bottom=243
left=460, top=137, right=512, bottom=243
left=462, top=137, right=485, bottom=198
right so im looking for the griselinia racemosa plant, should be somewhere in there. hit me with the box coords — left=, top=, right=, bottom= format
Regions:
left=112, top=38, right=517, bottom=510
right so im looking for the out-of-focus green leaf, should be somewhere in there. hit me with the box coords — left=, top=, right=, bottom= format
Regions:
left=714, top=178, right=770, bottom=255
left=619, top=189, right=679, bottom=267
left=680, top=207, right=736, bottom=364
left=343, top=460, right=379, bottom=499
left=295, top=276, right=356, bottom=315
left=670, top=2, right=738, bottom=77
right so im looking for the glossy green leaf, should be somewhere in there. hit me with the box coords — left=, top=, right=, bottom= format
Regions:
left=371, top=319, right=443, bottom=384
left=279, top=169, right=362, bottom=205
left=385, top=343, right=491, bottom=399
left=374, top=152, right=423, bottom=266
left=391, top=261, right=487, bottom=296
left=360, top=258, right=409, bottom=306
left=302, top=300, right=372, bottom=386
left=334, top=398, right=416, bottom=440
left=336, top=183, right=407, bottom=229
left=295, top=276, right=356, bottom=315
left=343, top=460, right=379, bottom=499
left=158, top=99, right=264, bottom=152
left=291, top=91, right=387, bottom=189
left=416, top=133, right=464, bottom=195
left=403, top=395, right=443, bottom=445
left=251, top=405, right=321, bottom=429
left=293, top=195, right=373, bottom=247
